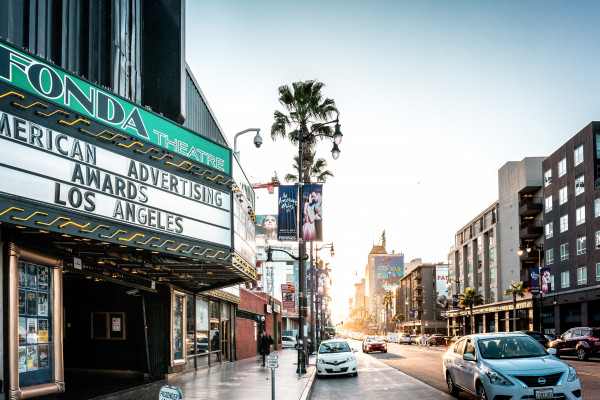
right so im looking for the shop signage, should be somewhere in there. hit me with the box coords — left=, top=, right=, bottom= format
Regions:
left=0, top=41, right=230, bottom=174
left=0, top=110, right=231, bottom=246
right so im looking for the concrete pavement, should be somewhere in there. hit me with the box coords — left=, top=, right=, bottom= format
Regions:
left=97, top=348, right=315, bottom=400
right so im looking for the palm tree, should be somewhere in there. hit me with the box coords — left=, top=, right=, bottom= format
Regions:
left=271, top=80, right=338, bottom=183
left=458, top=287, right=484, bottom=334
left=504, top=281, right=527, bottom=332
left=382, top=290, right=394, bottom=333
left=284, top=151, right=334, bottom=183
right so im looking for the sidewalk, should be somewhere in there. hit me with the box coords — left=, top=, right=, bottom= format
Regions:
left=97, top=349, right=316, bottom=400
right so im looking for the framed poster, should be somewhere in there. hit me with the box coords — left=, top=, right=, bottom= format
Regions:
left=27, top=318, right=38, bottom=344
left=18, top=261, right=26, bottom=287
left=38, top=345, right=49, bottom=369
left=27, top=345, right=38, bottom=371
left=19, top=346, right=27, bottom=372
left=26, top=264, right=37, bottom=289
left=19, top=317, right=27, bottom=345
left=38, top=319, right=49, bottom=343
left=26, top=291, right=37, bottom=316
left=38, top=292, right=49, bottom=316
left=19, top=289, right=26, bottom=314
left=38, top=265, right=49, bottom=291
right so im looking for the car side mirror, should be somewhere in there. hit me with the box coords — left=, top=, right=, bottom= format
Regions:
left=353, top=348, right=358, bottom=353
left=462, top=353, right=475, bottom=362
left=547, top=348, right=557, bottom=356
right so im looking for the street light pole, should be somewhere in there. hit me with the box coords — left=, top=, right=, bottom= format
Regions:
left=518, top=242, right=543, bottom=332
left=233, top=128, right=262, bottom=161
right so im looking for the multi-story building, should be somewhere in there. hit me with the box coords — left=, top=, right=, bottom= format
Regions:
left=542, top=122, right=600, bottom=335
left=395, top=261, right=448, bottom=334
left=446, top=157, right=545, bottom=335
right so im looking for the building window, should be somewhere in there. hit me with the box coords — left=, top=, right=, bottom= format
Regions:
left=561, top=271, right=570, bottom=288
left=489, top=248, right=495, bottom=264
left=490, top=287, right=495, bottom=302
left=544, top=169, right=552, bottom=187
left=575, top=175, right=585, bottom=196
left=467, top=242, right=472, bottom=255
left=596, top=199, right=600, bottom=218
left=577, top=235, right=587, bottom=255
left=478, top=271, right=483, bottom=287
left=546, top=248, right=554, bottom=265
left=560, top=214, right=568, bottom=233
left=574, top=144, right=584, bottom=166
left=551, top=275, right=555, bottom=291
left=596, top=264, right=600, bottom=281
left=468, top=260, right=472, bottom=274
left=558, top=157, right=567, bottom=177
left=468, top=276, right=473, bottom=288
left=490, top=267, right=495, bottom=284
left=545, top=222, right=553, bottom=239
left=477, top=236, right=482, bottom=252
left=577, top=267, right=587, bottom=285
left=560, top=243, right=569, bottom=261
left=477, top=254, right=482, bottom=269
left=460, top=281, right=464, bottom=292
left=559, top=186, right=568, bottom=205
left=545, top=195, right=553, bottom=212
left=489, top=229, right=495, bottom=246
left=576, top=206, right=586, bottom=226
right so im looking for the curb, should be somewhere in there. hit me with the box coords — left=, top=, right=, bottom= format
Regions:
left=299, top=366, right=317, bottom=400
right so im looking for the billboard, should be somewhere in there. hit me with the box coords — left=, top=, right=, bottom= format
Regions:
left=277, top=186, right=297, bottom=241
left=281, top=284, right=295, bottom=309
left=374, top=254, right=404, bottom=293
left=255, top=215, right=278, bottom=239
left=435, top=265, right=449, bottom=313
left=301, top=184, right=322, bottom=242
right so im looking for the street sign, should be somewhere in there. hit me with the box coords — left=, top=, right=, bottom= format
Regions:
left=159, top=385, right=182, bottom=400
left=266, top=354, right=279, bottom=368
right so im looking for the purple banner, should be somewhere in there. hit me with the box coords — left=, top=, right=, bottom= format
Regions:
left=277, top=185, right=298, bottom=241
left=301, top=184, right=323, bottom=242
left=530, top=268, right=540, bottom=294
left=541, top=267, right=551, bottom=293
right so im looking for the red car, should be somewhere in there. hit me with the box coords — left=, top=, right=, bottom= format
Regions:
left=362, top=336, right=387, bottom=353
left=550, top=326, right=600, bottom=360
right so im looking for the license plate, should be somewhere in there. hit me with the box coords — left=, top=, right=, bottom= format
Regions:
left=332, top=366, right=341, bottom=372
left=535, top=388, right=554, bottom=399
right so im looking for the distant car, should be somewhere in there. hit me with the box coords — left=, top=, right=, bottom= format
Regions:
left=426, top=335, right=449, bottom=346
left=443, top=333, right=580, bottom=400
left=281, top=335, right=297, bottom=349
left=550, top=327, right=600, bottom=361
left=517, top=331, right=552, bottom=348
left=399, top=333, right=413, bottom=344
left=316, top=339, right=358, bottom=377
left=362, top=336, right=387, bottom=353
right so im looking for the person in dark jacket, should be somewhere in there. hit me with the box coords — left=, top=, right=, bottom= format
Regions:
left=260, top=331, right=274, bottom=366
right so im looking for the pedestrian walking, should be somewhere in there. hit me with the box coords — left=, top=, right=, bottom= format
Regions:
left=260, top=331, right=274, bottom=366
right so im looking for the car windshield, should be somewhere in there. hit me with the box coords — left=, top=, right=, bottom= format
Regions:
left=319, top=342, right=351, bottom=354
left=478, top=336, right=548, bottom=359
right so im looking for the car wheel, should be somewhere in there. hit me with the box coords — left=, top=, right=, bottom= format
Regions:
left=446, top=372, right=459, bottom=397
left=476, top=382, right=488, bottom=400
left=577, top=348, right=589, bottom=361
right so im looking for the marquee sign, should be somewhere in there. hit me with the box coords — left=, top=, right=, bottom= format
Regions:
left=0, top=41, right=230, bottom=174
left=0, top=110, right=231, bottom=246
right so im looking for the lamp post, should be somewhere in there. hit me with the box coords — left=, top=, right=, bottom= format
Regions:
left=295, top=118, right=342, bottom=373
left=233, top=128, right=262, bottom=161
left=265, top=246, right=308, bottom=375
left=312, top=243, right=334, bottom=348
left=518, top=242, right=544, bottom=332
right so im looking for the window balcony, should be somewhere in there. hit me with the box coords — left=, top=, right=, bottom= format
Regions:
left=519, top=197, right=543, bottom=217
left=519, top=220, right=543, bottom=239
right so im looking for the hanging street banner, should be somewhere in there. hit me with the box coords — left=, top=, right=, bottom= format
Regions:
left=541, top=267, right=551, bottom=293
left=374, top=254, right=404, bottom=293
left=0, top=41, right=230, bottom=174
left=300, top=184, right=323, bottom=242
left=281, top=284, right=295, bottom=310
left=530, top=268, right=540, bottom=294
left=277, top=185, right=298, bottom=241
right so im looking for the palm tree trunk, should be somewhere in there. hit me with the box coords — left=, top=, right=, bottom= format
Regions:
left=512, top=295, right=517, bottom=332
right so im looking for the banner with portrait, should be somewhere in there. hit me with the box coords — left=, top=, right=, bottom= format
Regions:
left=255, top=215, right=278, bottom=240
left=541, top=267, right=551, bottom=293
left=301, top=184, right=323, bottom=242
left=277, top=186, right=298, bottom=241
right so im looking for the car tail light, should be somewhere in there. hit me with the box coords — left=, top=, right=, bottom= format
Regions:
left=589, top=337, right=599, bottom=341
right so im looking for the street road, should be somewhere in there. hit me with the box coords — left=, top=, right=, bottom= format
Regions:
left=341, top=340, right=598, bottom=400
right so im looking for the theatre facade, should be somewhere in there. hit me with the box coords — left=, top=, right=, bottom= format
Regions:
left=0, top=6, right=257, bottom=398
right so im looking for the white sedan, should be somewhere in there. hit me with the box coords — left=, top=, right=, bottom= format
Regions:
left=316, top=339, right=358, bottom=377
left=281, top=335, right=297, bottom=349
left=443, top=333, right=581, bottom=400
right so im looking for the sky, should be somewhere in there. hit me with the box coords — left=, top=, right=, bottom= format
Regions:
left=185, top=0, right=600, bottom=320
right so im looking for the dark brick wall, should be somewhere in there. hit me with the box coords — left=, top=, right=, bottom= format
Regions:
left=236, top=289, right=282, bottom=360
